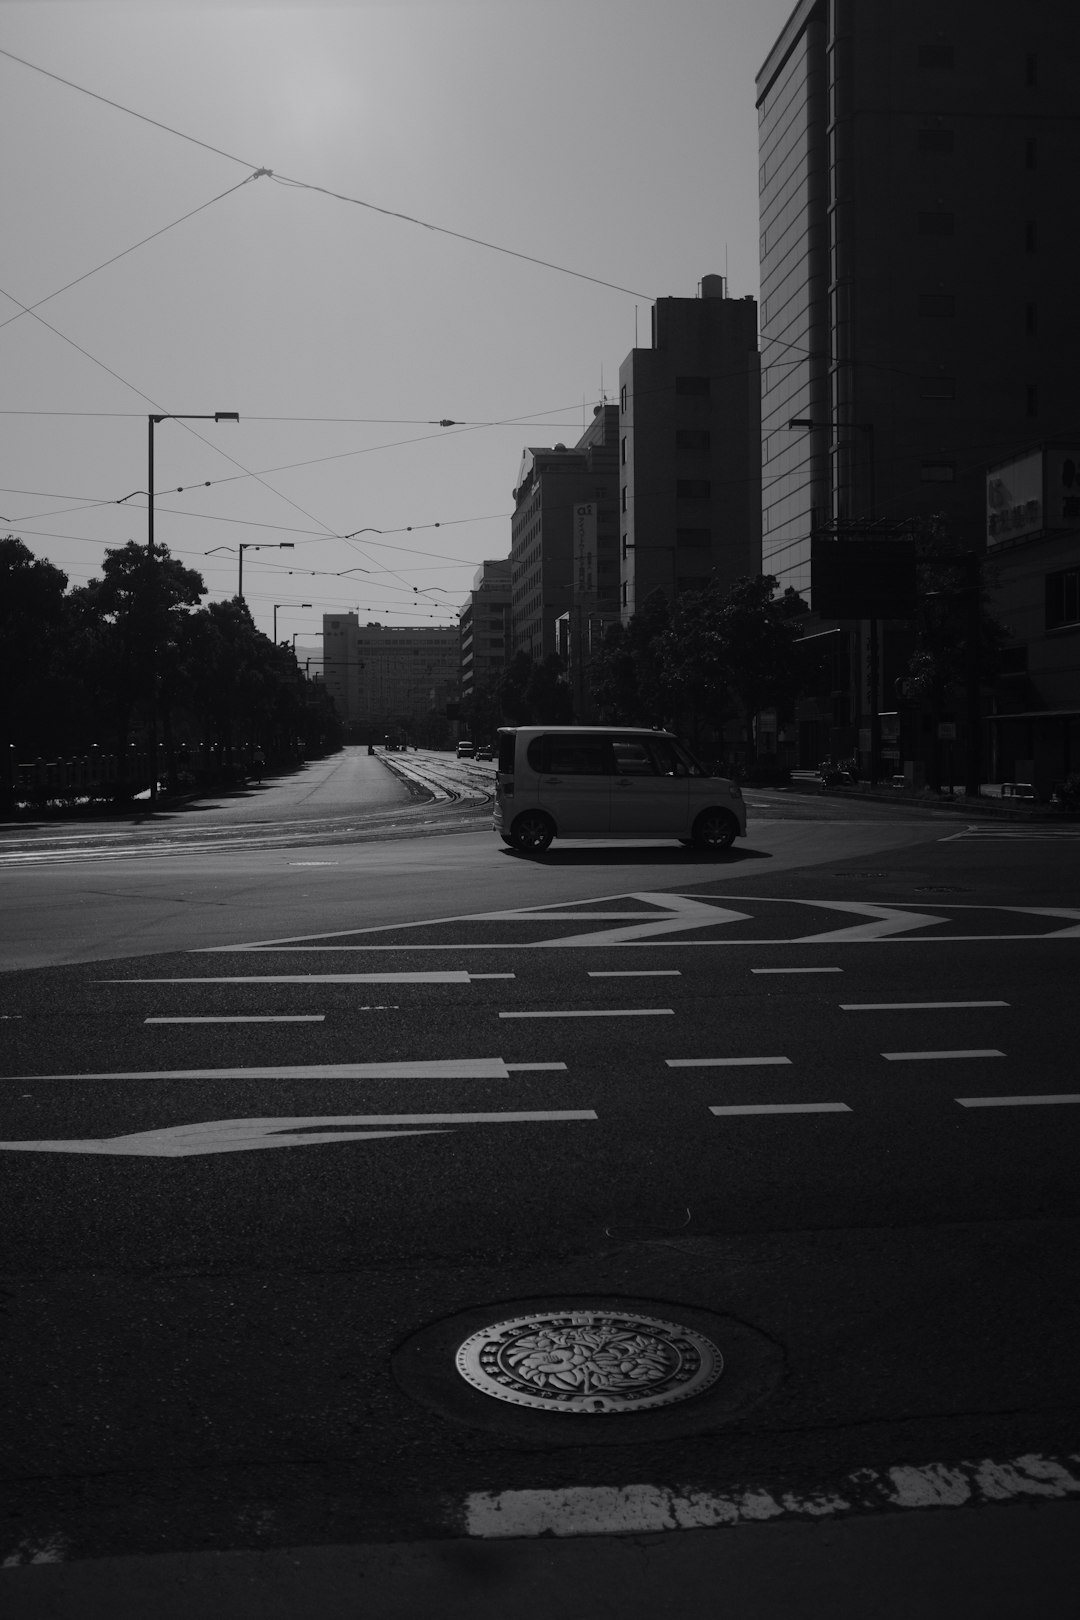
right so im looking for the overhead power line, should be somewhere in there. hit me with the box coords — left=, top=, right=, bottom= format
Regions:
left=0, top=176, right=258, bottom=335
left=0, top=45, right=652, bottom=300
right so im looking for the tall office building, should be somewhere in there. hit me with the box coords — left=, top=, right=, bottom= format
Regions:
left=459, top=558, right=511, bottom=704
left=510, top=404, right=620, bottom=662
left=618, top=276, right=761, bottom=620
left=757, top=0, right=1079, bottom=599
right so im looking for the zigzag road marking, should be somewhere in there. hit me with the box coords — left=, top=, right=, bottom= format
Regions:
left=199, top=894, right=1080, bottom=953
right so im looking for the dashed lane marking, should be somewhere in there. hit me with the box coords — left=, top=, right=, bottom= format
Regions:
left=751, top=966, right=843, bottom=974
left=668, top=1056, right=791, bottom=1068
left=709, top=1102, right=850, bottom=1115
left=882, top=1049, right=1005, bottom=1061
left=144, top=1015, right=326, bottom=1024
left=588, top=970, right=682, bottom=977
left=499, top=1008, right=674, bottom=1019
left=957, top=1094, right=1080, bottom=1108
left=840, top=1000, right=1008, bottom=1010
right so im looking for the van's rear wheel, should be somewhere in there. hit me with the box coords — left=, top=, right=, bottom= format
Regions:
left=692, top=808, right=738, bottom=851
left=511, top=811, right=555, bottom=854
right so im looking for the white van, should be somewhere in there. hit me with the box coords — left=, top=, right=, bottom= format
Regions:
left=493, top=726, right=746, bottom=854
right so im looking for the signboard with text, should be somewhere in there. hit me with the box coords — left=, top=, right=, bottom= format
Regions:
left=572, top=503, right=598, bottom=607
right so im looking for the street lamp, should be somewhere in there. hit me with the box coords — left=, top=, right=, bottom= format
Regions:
left=147, top=410, right=238, bottom=806
left=789, top=415, right=881, bottom=782
left=273, top=603, right=312, bottom=641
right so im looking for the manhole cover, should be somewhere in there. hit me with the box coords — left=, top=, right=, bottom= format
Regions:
left=455, top=1310, right=723, bottom=1413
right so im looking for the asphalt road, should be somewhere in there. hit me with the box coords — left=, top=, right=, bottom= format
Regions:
left=2, top=768, right=1079, bottom=1614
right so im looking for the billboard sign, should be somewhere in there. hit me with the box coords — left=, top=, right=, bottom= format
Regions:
left=811, top=539, right=918, bottom=618
left=987, top=451, right=1043, bottom=545
left=572, top=503, right=598, bottom=607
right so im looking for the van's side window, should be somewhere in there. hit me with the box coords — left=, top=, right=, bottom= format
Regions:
left=545, top=737, right=611, bottom=775
left=646, top=739, right=689, bottom=776
left=612, top=740, right=656, bottom=776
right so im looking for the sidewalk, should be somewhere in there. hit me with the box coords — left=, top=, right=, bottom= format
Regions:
left=4, top=1502, right=1077, bottom=1619
left=786, top=773, right=1078, bottom=818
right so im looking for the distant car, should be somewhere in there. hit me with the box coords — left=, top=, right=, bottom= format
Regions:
left=475, top=745, right=493, bottom=761
left=456, top=741, right=475, bottom=758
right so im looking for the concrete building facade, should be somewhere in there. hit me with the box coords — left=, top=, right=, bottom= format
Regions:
left=510, top=404, right=620, bottom=663
left=322, top=614, right=459, bottom=742
left=459, top=559, right=511, bottom=705
left=618, top=276, right=762, bottom=620
left=757, top=0, right=1080, bottom=598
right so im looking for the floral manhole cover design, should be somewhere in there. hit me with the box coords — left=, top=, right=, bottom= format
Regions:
left=455, top=1311, right=723, bottom=1413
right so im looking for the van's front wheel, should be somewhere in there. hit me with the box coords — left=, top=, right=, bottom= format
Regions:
left=691, top=808, right=738, bottom=851
left=510, top=811, right=555, bottom=854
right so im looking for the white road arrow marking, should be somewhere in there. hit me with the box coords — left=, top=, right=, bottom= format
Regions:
left=790, top=902, right=949, bottom=942
left=0, top=1110, right=597, bottom=1157
left=9, top=1058, right=515, bottom=1083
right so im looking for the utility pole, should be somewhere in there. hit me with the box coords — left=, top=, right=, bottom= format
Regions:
left=146, top=411, right=238, bottom=806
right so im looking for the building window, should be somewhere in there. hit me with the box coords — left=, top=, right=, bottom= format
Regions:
left=676, top=528, right=711, bottom=548
left=1026, top=302, right=1038, bottom=336
left=676, top=479, right=711, bottom=499
left=675, top=375, right=710, bottom=397
left=620, top=435, right=626, bottom=465
left=621, top=486, right=627, bottom=512
left=917, top=128, right=954, bottom=153
left=1025, top=137, right=1038, bottom=170
left=620, top=385, right=627, bottom=413
left=918, top=292, right=955, bottom=316
left=1026, top=53, right=1038, bottom=86
left=1027, top=383, right=1039, bottom=417
left=918, top=212, right=954, bottom=235
left=920, top=376, right=956, bottom=398
left=920, top=462, right=955, bottom=482
left=1046, top=570, right=1080, bottom=629
left=675, top=429, right=711, bottom=451
left=1026, top=220, right=1037, bottom=251
left=918, top=42, right=954, bottom=68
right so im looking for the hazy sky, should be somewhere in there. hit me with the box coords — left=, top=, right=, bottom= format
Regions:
left=2, top=0, right=793, bottom=647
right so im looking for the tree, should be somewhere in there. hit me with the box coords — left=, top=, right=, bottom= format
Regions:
left=75, top=540, right=206, bottom=772
left=899, top=521, right=1007, bottom=791
left=665, top=575, right=805, bottom=767
left=524, top=654, right=574, bottom=723
left=0, top=536, right=70, bottom=809
left=587, top=590, right=674, bottom=726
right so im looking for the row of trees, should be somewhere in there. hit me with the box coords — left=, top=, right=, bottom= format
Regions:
left=459, top=530, right=1008, bottom=787
left=1, top=534, right=341, bottom=811
left=460, top=574, right=810, bottom=768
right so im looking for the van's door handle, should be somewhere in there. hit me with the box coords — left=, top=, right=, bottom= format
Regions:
left=616, top=779, right=632, bottom=788
left=544, top=776, right=563, bottom=785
